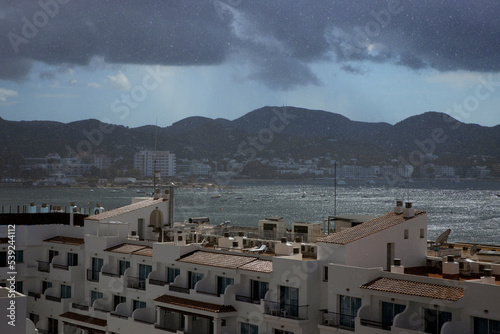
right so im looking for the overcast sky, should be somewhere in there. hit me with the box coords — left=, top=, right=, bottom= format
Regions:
left=1, top=0, right=499, bottom=127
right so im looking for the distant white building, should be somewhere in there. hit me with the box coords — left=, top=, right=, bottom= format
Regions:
left=134, top=150, right=176, bottom=177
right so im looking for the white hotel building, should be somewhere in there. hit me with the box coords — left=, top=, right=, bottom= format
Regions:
left=134, top=151, right=176, bottom=177
left=0, top=193, right=499, bottom=334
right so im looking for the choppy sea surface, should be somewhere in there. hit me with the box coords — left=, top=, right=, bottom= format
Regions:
left=1, top=179, right=499, bottom=245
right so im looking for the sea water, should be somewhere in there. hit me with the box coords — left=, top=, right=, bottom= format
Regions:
left=0, top=179, right=499, bottom=244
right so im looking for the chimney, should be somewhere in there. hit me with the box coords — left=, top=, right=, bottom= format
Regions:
left=403, top=202, right=414, bottom=218
left=394, top=200, right=403, bottom=214
left=442, top=255, right=459, bottom=280
left=153, top=188, right=161, bottom=200
left=28, top=203, right=37, bottom=214
left=481, top=268, right=496, bottom=285
left=391, top=258, right=404, bottom=274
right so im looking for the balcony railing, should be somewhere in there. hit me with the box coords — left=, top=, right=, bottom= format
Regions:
left=149, top=278, right=168, bottom=286
left=28, top=291, right=41, bottom=299
left=236, top=295, right=261, bottom=304
left=360, top=318, right=389, bottom=330
left=53, top=263, right=69, bottom=270
left=197, top=290, right=219, bottom=297
left=72, top=303, right=89, bottom=311
left=110, top=312, right=128, bottom=319
left=46, top=295, right=62, bottom=303
left=37, top=261, right=50, bottom=273
left=102, top=271, right=120, bottom=278
left=127, top=276, right=146, bottom=290
left=264, top=301, right=308, bottom=320
left=169, top=285, right=190, bottom=294
left=87, top=269, right=100, bottom=282
left=320, top=310, right=356, bottom=331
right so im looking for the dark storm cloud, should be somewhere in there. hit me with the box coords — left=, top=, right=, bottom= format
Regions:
left=1, top=0, right=499, bottom=88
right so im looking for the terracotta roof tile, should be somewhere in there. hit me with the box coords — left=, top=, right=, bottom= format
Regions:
left=177, top=251, right=273, bottom=273
left=44, top=236, right=85, bottom=246
left=154, top=295, right=236, bottom=313
left=360, top=277, right=464, bottom=301
left=86, top=198, right=165, bottom=221
left=239, top=259, right=273, bottom=273
left=178, top=251, right=256, bottom=269
left=104, top=243, right=153, bottom=257
left=317, top=211, right=426, bottom=245
left=59, top=312, right=107, bottom=327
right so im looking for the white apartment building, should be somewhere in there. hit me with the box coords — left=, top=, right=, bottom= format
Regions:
left=0, top=194, right=499, bottom=334
left=134, top=151, right=176, bottom=177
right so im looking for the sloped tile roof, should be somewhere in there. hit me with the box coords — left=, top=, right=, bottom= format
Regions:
left=317, top=211, right=426, bottom=245
left=177, top=251, right=273, bottom=273
left=239, top=259, right=273, bottom=273
left=104, top=243, right=153, bottom=257
left=86, top=198, right=165, bottom=221
left=44, top=236, right=85, bottom=246
left=360, top=277, right=464, bottom=301
left=178, top=251, right=256, bottom=269
left=60, top=312, right=107, bottom=327
left=154, top=295, right=236, bottom=313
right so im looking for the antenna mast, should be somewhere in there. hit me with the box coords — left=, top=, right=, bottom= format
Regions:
left=153, top=118, right=158, bottom=193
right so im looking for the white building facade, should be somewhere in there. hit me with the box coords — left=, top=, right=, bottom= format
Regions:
left=134, top=150, right=176, bottom=177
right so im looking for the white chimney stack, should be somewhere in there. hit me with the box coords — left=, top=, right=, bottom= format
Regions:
left=394, top=200, right=403, bottom=214
left=481, top=268, right=496, bottom=285
left=391, top=258, right=404, bottom=274
left=403, top=202, right=414, bottom=218
left=442, top=255, right=459, bottom=280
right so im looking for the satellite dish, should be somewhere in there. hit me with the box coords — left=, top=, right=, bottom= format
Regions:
left=435, top=229, right=451, bottom=246
left=470, top=245, right=478, bottom=256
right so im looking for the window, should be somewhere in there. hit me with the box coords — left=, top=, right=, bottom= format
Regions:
left=67, top=253, right=78, bottom=266
left=241, top=322, right=258, bottom=334
left=29, top=313, right=39, bottom=325
left=189, top=271, right=204, bottom=289
left=424, top=309, right=452, bottom=334
left=280, top=286, right=299, bottom=317
left=15, top=281, right=23, bottom=293
left=42, top=281, right=52, bottom=294
left=119, top=260, right=130, bottom=275
left=48, top=317, right=58, bottom=334
left=15, top=250, right=23, bottom=263
left=473, top=317, right=500, bottom=334
left=89, top=257, right=103, bottom=281
left=91, top=291, right=103, bottom=306
left=339, top=295, right=361, bottom=329
left=323, top=266, right=329, bottom=281
left=274, top=330, right=294, bottom=334
left=133, top=300, right=146, bottom=311
left=138, top=264, right=152, bottom=289
left=251, top=280, right=269, bottom=303
left=167, top=267, right=180, bottom=283
left=61, top=284, right=71, bottom=299
left=49, top=250, right=59, bottom=263
left=0, top=251, right=7, bottom=267
left=217, top=276, right=234, bottom=295
left=113, top=295, right=126, bottom=310
left=404, top=229, right=409, bottom=239
left=420, top=228, right=425, bottom=238
left=381, top=301, right=406, bottom=329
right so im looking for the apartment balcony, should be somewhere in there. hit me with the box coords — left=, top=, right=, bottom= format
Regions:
left=264, top=300, right=309, bottom=320
left=50, top=262, right=84, bottom=282
left=42, top=290, right=71, bottom=316
left=168, top=284, right=190, bottom=294
left=37, top=260, right=50, bottom=273
left=319, top=310, right=356, bottom=331
left=100, top=270, right=126, bottom=294
left=127, top=276, right=147, bottom=290
left=107, top=306, right=157, bottom=333
left=146, top=277, right=169, bottom=299
left=87, top=269, right=100, bottom=282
